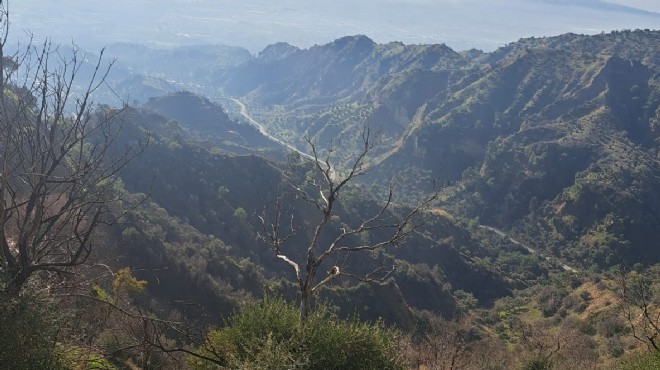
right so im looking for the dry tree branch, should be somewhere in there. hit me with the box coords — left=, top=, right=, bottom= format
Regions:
left=618, top=270, right=660, bottom=351
left=0, top=6, right=147, bottom=295
left=260, top=125, right=438, bottom=320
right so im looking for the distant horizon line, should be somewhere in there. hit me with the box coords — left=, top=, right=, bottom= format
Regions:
left=67, top=27, right=659, bottom=56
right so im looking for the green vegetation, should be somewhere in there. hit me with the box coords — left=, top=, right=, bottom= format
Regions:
left=188, top=298, right=404, bottom=370
left=618, top=351, right=660, bottom=370
left=0, top=288, right=69, bottom=370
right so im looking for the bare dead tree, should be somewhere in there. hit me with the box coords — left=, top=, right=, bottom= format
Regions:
left=0, top=0, right=147, bottom=296
left=618, top=268, right=660, bottom=352
left=58, top=267, right=206, bottom=369
left=407, top=315, right=475, bottom=370
left=258, top=127, right=438, bottom=320
left=514, top=319, right=598, bottom=370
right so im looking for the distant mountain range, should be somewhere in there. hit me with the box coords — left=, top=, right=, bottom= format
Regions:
left=207, top=30, right=660, bottom=269
left=93, top=30, right=660, bottom=271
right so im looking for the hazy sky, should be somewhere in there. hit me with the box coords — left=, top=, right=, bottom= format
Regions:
left=9, top=0, right=660, bottom=52
left=606, top=0, right=660, bottom=12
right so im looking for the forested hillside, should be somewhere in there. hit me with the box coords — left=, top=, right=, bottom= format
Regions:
left=3, top=21, right=660, bottom=369
left=209, top=30, right=660, bottom=270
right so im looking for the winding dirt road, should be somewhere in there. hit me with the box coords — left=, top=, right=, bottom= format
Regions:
left=478, top=225, right=578, bottom=273
left=221, top=97, right=315, bottom=161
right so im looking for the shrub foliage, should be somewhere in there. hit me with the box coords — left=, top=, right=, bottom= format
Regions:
left=188, top=297, right=404, bottom=370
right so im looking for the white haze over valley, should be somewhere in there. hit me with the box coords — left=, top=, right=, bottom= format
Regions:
left=12, top=0, right=660, bottom=52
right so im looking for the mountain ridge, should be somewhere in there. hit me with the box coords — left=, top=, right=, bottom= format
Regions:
left=204, top=29, right=660, bottom=269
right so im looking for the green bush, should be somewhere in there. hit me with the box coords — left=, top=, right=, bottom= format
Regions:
left=618, top=351, right=660, bottom=370
left=523, top=358, right=553, bottom=370
left=0, top=290, right=69, bottom=370
left=188, top=297, right=404, bottom=370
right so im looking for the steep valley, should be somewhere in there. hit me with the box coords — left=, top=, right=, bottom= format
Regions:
left=103, top=27, right=660, bottom=330
left=3, top=27, right=660, bottom=369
